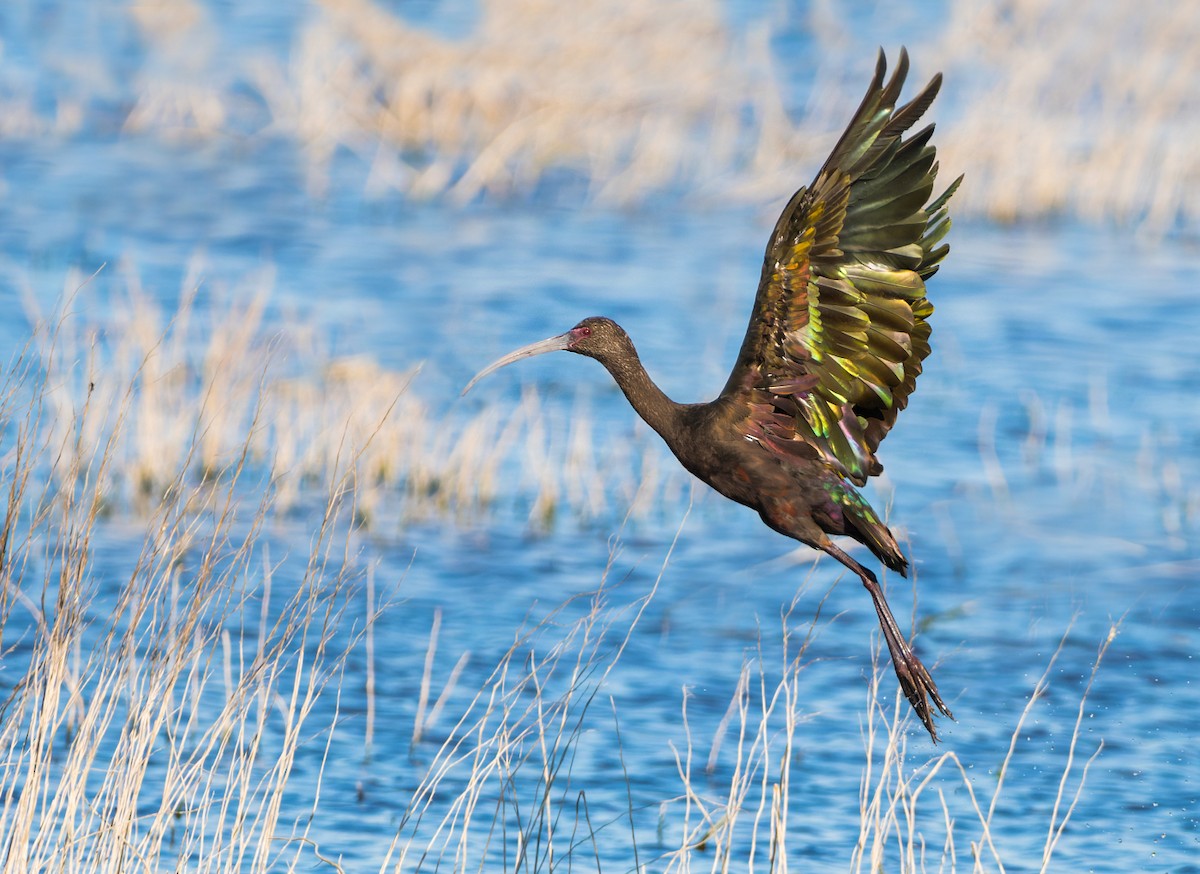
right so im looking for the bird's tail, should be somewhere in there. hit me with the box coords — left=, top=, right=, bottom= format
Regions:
left=835, top=482, right=909, bottom=577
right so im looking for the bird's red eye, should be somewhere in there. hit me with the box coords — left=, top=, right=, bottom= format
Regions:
left=576, top=325, right=592, bottom=338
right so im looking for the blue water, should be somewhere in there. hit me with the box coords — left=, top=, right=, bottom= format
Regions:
left=1, top=2, right=1197, bottom=871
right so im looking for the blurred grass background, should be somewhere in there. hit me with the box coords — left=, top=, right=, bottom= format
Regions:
left=2, top=0, right=1195, bottom=232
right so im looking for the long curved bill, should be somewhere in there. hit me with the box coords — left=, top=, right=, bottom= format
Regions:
left=461, top=332, right=572, bottom=396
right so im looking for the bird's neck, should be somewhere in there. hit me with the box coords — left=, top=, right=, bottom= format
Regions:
left=600, top=353, right=684, bottom=442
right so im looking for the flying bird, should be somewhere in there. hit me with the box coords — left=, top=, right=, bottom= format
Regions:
left=464, top=49, right=961, bottom=741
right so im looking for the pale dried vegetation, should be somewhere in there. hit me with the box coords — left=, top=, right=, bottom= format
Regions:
left=384, top=562, right=1116, bottom=873
left=0, top=277, right=1118, bottom=871
left=22, top=264, right=690, bottom=531
left=262, top=0, right=787, bottom=204
left=25, top=260, right=1191, bottom=550
left=932, top=0, right=1200, bottom=232
left=5, top=0, right=1195, bottom=229
left=0, top=303, right=377, bottom=869
left=256, top=0, right=1200, bottom=230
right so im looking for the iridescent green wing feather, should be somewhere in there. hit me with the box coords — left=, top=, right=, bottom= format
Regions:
left=725, top=48, right=961, bottom=486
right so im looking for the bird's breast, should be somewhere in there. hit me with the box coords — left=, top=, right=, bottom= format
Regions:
left=678, top=437, right=800, bottom=513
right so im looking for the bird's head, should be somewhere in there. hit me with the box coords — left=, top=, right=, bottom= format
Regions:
left=462, top=316, right=631, bottom=395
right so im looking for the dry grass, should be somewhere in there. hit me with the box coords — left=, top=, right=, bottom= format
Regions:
left=9, top=0, right=1197, bottom=229
left=21, top=264, right=691, bottom=532
left=383, top=538, right=673, bottom=871
left=0, top=279, right=1123, bottom=871
left=294, top=0, right=1200, bottom=230
left=850, top=622, right=1115, bottom=873
left=0, top=288, right=382, bottom=870
left=378, top=565, right=1115, bottom=872
left=625, top=589, right=1116, bottom=873
left=244, top=0, right=1200, bottom=231
left=254, top=0, right=788, bottom=204
left=622, top=579, right=837, bottom=872
left=930, top=0, right=1200, bottom=232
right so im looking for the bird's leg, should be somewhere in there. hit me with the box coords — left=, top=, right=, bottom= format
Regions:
left=820, top=540, right=952, bottom=742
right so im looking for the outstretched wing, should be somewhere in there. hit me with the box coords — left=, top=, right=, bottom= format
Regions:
left=723, top=48, right=961, bottom=486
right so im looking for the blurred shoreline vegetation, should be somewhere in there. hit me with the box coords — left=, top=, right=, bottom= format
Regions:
left=0, top=0, right=1195, bottom=233
left=18, top=263, right=695, bottom=531
left=15, top=260, right=1194, bottom=546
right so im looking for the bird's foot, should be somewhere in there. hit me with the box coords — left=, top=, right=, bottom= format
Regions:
left=885, top=636, right=953, bottom=743
left=817, top=540, right=953, bottom=742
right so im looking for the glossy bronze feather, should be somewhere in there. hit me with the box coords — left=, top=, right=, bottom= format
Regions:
left=465, top=48, right=961, bottom=741
left=727, top=49, right=960, bottom=488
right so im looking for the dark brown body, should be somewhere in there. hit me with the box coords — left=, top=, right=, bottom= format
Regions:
left=577, top=318, right=949, bottom=740
left=611, top=357, right=907, bottom=579
left=465, top=50, right=959, bottom=741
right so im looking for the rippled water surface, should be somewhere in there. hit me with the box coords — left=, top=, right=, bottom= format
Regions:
left=1, top=3, right=1197, bottom=871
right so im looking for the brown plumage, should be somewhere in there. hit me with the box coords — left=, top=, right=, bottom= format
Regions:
left=464, top=49, right=961, bottom=741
